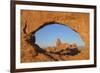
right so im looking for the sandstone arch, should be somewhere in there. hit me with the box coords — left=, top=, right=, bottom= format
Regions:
left=21, top=10, right=90, bottom=62
left=31, top=21, right=78, bottom=34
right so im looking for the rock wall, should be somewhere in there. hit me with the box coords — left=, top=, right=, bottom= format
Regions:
left=21, top=10, right=90, bottom=62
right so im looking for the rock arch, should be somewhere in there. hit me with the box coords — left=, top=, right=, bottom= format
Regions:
left=31, top=21, right=78, bottom=34
left=21, top=10, right=90, bottom=62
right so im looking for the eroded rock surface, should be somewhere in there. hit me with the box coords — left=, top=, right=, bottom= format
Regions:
left=21, top=10, right=90, bottom=62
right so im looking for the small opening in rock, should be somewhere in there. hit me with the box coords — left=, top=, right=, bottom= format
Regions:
left=35, top=23, right=85, bottom=49
left=27, top=23, right=85, bottom=56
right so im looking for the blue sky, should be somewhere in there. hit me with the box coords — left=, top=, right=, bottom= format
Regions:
left=35, top=24, right=85, bottom=48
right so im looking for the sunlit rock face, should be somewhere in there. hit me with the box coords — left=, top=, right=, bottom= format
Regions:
left=21, top=10, right=90, bottom=62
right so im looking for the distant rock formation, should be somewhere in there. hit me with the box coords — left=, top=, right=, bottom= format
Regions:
left=56, top=38, right=61, bottom=46
left=45, top=38, right=80, bottom=56
left=56, top=38, right=69, bottom=52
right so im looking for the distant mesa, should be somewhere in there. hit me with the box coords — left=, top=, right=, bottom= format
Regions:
left=45, top=38, right=80, bottom=56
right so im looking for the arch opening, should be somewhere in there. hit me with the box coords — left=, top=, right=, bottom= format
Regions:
left=34, top=23, right=85, bottom=49
left=26, top=22, right=86, bottom=56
